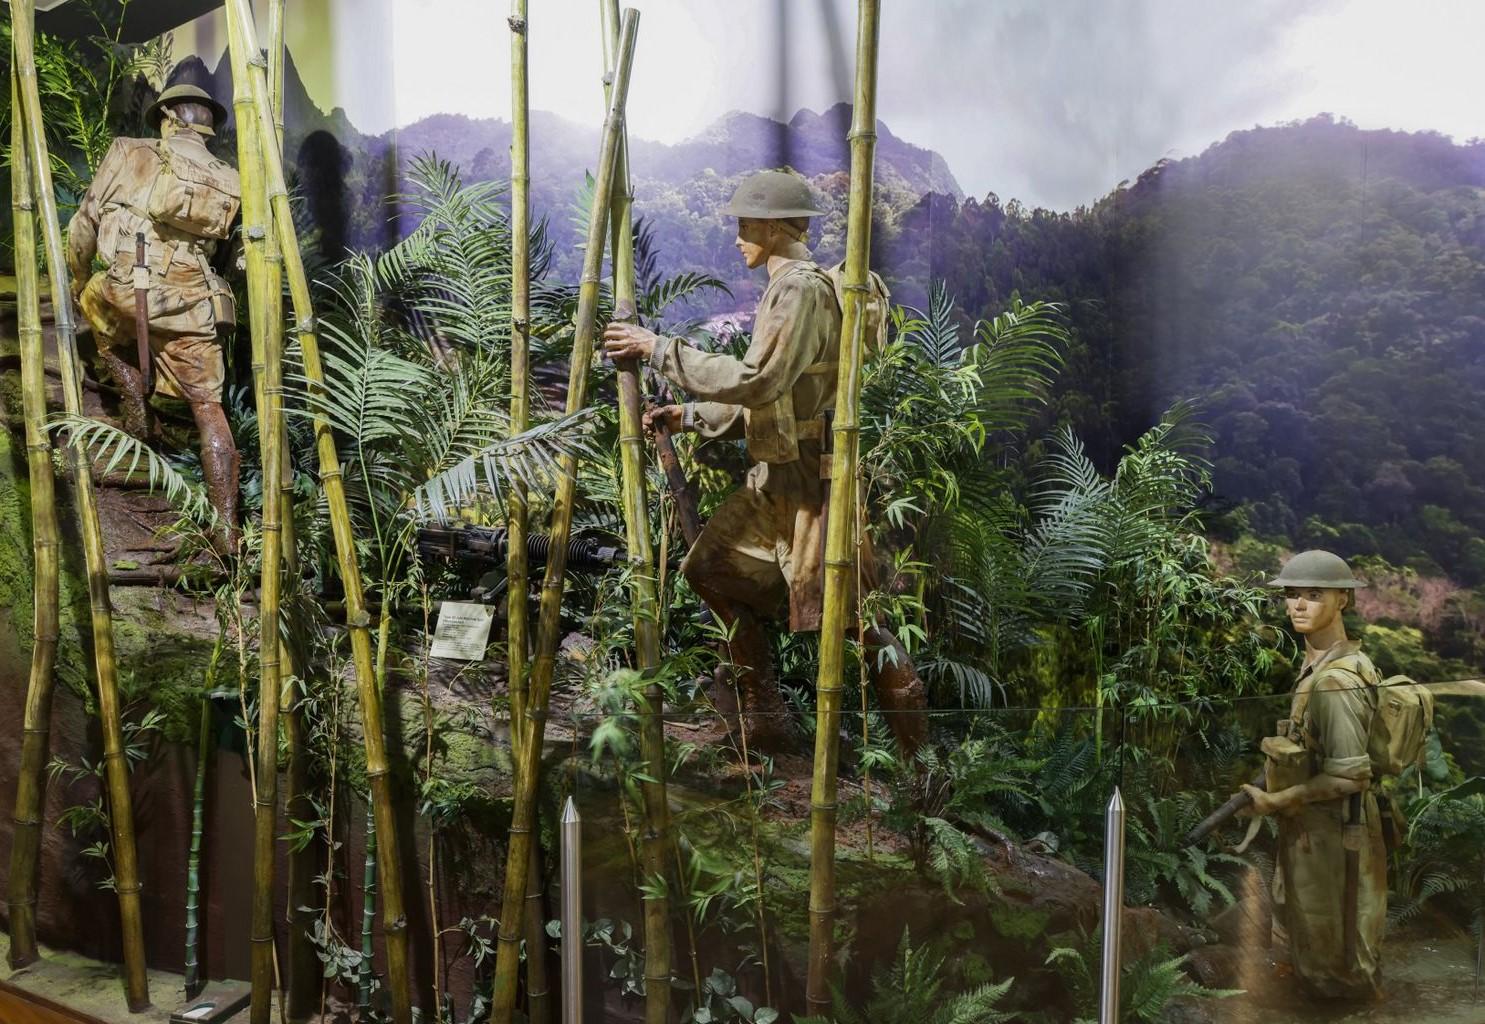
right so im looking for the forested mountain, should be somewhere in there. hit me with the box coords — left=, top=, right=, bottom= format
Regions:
left=900, top=116, right=1485, bottom=581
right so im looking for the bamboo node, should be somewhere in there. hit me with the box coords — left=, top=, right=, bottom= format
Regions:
left=15, top=199, right=35, bottom=211
left=115, top=882, right=143, bottom=896
left=848, top=129, right=879, bottom=142
left=840, top=283, right=872, bottom=294
left=507, top=15, right=527, bottom=32
left=825, top=558, right=857, bottom=569
left=295, top=316, right=317, bottom=333
left=249, top=50, right=269, bottom=69
left=12, top=815, right=42, bottom=827
left=9, top=895, right=39, bottom=907
left=318, top=466, right=344, bottom=481
left=246, top=226, right=267, bottom=241
left=365, top=766, right=391, bottom=781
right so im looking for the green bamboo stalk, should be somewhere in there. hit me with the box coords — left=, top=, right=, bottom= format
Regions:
left=358, top=802, right=377, bottom=1013
left=6, top=61, right=61, bottom=973
left=806, top=0, right=881, bottom=1011
left=490, top=12, right=640, bottom=1020
left=260, top=8, right=319, bottom=1017
left=504, top=10, right=551, bottom=1019
left=506, top=0, right=532, bottom=752
left=184, top=682, right=216, bottom=999
left=221, top=11, right=284, bottom=1020
left=10, top=4, right=150, bottom=1009
left=222, top=3, right=412, bottom=1021
left=602, top=2, right=672, bottom=1018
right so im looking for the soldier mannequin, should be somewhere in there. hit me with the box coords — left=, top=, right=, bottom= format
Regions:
left=1238, top=550, right=1386, bottom=999
left=67, top=84, right=242, bottom=548
left=602, top=170, right=926, bottom=751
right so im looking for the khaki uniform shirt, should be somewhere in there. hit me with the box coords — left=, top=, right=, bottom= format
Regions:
left=651, top=259, right=845, bottom=630
left=67, top=130, right=238, bottom=403
left=1272, top=639, right=1387, bottom=999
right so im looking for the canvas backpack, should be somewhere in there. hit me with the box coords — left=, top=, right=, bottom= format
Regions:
left=146, top=138, right=241, bottom=240
left=826, top=260, right=891, bottom=354
left=1366, top=675, right=1435, bottom=778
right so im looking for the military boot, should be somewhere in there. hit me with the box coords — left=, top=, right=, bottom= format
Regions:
left=863, top=624, right=928, bottom=754
left=722, top=612, right=794, bottom=752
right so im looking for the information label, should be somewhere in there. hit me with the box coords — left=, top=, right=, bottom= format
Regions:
left=429, top=601, right=496, bottom=661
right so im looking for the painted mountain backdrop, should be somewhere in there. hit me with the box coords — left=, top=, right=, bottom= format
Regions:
left=181, top=50, right=1485, bottom=592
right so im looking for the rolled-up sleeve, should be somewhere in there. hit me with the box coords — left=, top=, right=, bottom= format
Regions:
left=1309, top=672, right=1375, bottom=780
left=653, top=272, right=830, bottom=406
left=687, top=401, right=745, bottom=440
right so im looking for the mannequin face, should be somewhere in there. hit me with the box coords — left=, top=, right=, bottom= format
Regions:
left=1283, top=587, right=1349, bottom=637
left=734, top=218, right=783, bottom=270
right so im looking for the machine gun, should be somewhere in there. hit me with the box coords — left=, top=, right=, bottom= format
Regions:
left=417, top=525, right=625, bottom=603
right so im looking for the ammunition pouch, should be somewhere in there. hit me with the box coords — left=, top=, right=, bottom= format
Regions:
left=1261, top=733, right=1313, bottom=792
left=198, top=253, right=237, bottom=330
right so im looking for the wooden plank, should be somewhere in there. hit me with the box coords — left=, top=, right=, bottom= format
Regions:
left=0, top=978, right=108, bottom=1024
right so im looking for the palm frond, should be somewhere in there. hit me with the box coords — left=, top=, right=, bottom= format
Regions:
left=413, top=410, right=602, bottom=523
left=50, top=414, right=217, bottom=526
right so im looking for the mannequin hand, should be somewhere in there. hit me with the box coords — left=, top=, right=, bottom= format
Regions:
left=1238, top=783, right=1288, bottom=818
left=602, top=321, right=659, bottom=361
left=642, top=404, right=684, bottom=435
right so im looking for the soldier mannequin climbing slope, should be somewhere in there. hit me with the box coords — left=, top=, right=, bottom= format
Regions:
left=67, top=83, right=242, bottom=548
left=602, top=169, right=927, bottom=752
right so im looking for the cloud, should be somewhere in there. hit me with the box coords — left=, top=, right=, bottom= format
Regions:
left=877, top=0, right=1329, bottom=207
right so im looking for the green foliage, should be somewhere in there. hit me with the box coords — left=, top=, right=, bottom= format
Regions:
left=1125, top=793, right=1245, bottom=919
left=795, top=927, right=1015, bottom=1024
left=1391, top=776, right=1485, bottom=936
left=1043, top=931, right=1238, bottom=1024
left=0, top=0, right=171, bottom=210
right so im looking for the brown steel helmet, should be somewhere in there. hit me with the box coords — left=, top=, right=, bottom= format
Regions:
left=1267, top=549, right=1365, bottom=589
left=146, top=84, right=228, bottom=136
left=718, top=170, right=825, bottom=219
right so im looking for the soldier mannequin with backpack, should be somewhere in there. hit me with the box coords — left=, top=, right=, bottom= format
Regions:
left=601, top=169, right=926, bottom=752
left=1237, top=550, right=1389, bottom=999
left=67, top=83, right=242, bottom=550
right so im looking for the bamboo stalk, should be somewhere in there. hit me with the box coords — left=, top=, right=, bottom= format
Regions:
left=806, top=0, right=881, bottom=1010
left=358, top=802, right=377, bottom=1013
left=222, top=9, right=285, bottom=1020
left=504, top=10, right=552, bottom=1018
left=10, top=4, right=151, bottom=1009
left=6, top=61, right=61, bottom=974
left=601, top=2, right=672, bottom=1018
left=261, top=7, right=319, bottom=1015
left=222, top=3, right=413, bottom=1020
left=490, top=12, right=640, bottom=1020
left=506, top=0, right=532, bottom=752
left=184, top=687, right=215, bottom=999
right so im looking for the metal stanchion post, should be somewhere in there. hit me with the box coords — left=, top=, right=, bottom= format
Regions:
left=1099, top=787, right=1127, bottom=1024
left=561, top=796, right=583, bottom=1024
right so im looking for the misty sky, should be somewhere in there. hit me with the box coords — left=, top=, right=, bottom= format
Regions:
left=186, top=0, right=1485, bottom=210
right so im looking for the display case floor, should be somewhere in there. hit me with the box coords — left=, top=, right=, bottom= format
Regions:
left=0, top=933, right=251, bottom=1024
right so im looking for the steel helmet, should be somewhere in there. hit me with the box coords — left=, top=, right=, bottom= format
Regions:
left=146, top=84, right=228, bottom=136
left=1267, top=550, right=1365, bottom=589
left=718, top=170, right=825, bottom=219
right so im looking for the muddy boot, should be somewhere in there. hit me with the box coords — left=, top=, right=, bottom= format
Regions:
left=98, top=349, right=154, bottom=440
left=864, top=624, right=928, bottom=754
left=724, top=613, right=793, bottom=752
left=192, top=399, right=241, bottom=555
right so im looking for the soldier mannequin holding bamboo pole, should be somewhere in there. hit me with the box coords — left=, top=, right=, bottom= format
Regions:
left=66, top=83, right=243, bottom=550
left=601, top=170, right=926, bottom=752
